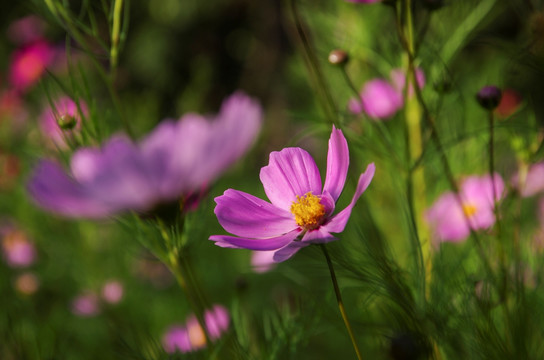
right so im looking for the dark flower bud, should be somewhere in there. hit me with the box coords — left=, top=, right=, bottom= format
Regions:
left=476, top=86, right=502, bottom=110
left=422, top=0, right=444, bottom=11
left=57, top=114, right=77, bottom=130
left=328, top=49, right=349, bottom=66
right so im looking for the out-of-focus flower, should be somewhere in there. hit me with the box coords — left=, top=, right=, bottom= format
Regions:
left=27, top=92, right=262, bottom=218
left=101, top=280, right=124, bottom=304
left=328, top=49, right=349, bottom=66
left=162, top=305, right=230, bottom=354
left=1, top=229, right=36, bottom=268
left=15, top=272, right=40, bottom=295
left=476, top=85, right=502, bottom=111
left=425, top=174, right=505, bottom=243
left=349, top=79, right=403, bottom=119
left=40, top=96, right=88, bottom=148
left=495, top=88, right=522, bottom=119
left=71, top=291, right=100, bottom=317
left=9, top=40, right=54, bottom=92
left=210, top=126, right=375, bottom=262
left=390, top=67, right=426, bottom=98
left=251, top=250, right=277, bottom=273
left=511, top=162, right=544, bottom=198
left=0, top=90, right=28, bottom=128
left=7, top=16, right=46, bottom=45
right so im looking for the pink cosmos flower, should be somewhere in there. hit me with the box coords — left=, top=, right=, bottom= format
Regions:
left=14, top=272, right=40, bottom=295
left=511, top=162, right=544, bottom=198
left=40, top=96, right=88, bottom=148
left=71, top=291, right=100, bottom=317
left=390, top=67, right=426, bottom=98
left=1, top=229, right=36, bottom=268
left=210, top=126, right=375, bottom=262
left=9, top=40, right=54, bottom=92
left=349, top=79, right=403, bottom=119
left=162, top=305, right=230, bottom=354
left=425, top=174, right=505, bottom=243
left=27, top=92, right=261, bottom=218
left=101, top=280, right=124, bottom=304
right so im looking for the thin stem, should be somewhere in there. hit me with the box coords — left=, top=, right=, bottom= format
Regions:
left=320, top=244, right=363, bottom=360
left=110, top=0, right=124, bottom=73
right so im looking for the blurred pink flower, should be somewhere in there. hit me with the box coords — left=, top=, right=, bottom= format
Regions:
left=1, top=229, right=36, bottom=268
left=425, top=174, right=505, bottom=243
left=7, top=16, right=46, bottom=45
left=9, top=40, right=55, bottom=92
left=40, top=96, right=88, bottom=148
left=71, top=291, right=100, bottom=317
left=390, top=67, right=426, bottom=97
left=511, top=162, right=544, bottom=198
left=162, top=305, right=230, bottom=354
left=349, top=79, right=403, bottom=119
left=251, top=250, right=277, bottom=273
left=101, top=280, right=124, bottom=304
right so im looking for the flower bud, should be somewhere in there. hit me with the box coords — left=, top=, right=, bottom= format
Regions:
left=476, top=85, right=502, bottom=110
left=328, top=49, right=349, bottom=66
left=57, top=114, right=78, bottom=130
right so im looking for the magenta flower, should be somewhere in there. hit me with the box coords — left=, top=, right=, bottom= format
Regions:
left=210, top=126, right=375, bottom=262
left=40, top=96, right=88, bottom=148
left=348, top=79, right=403, bottom=119
left=27, top=92, right=262, bottom=218
left=390, top=67, right=426, bottom=98
left=7, top=16, right=46, bottom=45
left=251, top=250, right=277, bottom=273
left=511, top=162, right=544, bottom=198
left=71, top=291, right=100, bottom=317
left=101, top=280, right=124, bottom=304
left=162, top=305, right=230, bottom=354
left=1, top=229, right=36, bottom=268
left=9, top=40, right=54, bottom=92
left=425, top=174, right=505, bottom=243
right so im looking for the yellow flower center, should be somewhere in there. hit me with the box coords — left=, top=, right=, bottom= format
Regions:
left=462, top=203, right=477, bottom=218
left=290, top=192, right=326, bottom=229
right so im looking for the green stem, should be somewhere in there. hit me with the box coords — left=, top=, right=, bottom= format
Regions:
left=110, top=0, right=124, bottom=73
left=320, top=244, right=363, bottom=360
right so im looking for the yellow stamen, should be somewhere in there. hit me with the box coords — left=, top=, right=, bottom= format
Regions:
left=462, top=203, right=477, bottom=218
left=290, top=192, right=325, bottom=229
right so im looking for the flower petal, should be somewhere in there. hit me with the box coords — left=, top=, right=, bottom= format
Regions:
left=260, top=148, right=322, bottom=210
left=214, top=189, right=296, bottom=238
left=324, top=163, right=375, bottom=233
left=425, top=192, right=470, bottom=242
left=272, top=241, right=308, bottom=262
left=27, top=160, right=112, bottom=218
left=209, top=229, right=300, bottom=251
left=323, top=126, right=349, bottom=201
left=301, top=227, right=337, bottom=244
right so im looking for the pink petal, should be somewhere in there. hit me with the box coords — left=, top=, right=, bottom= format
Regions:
left=272, top=241, right=308, bottom=262
left=323, top=126, right=349, bottom=201
left=425, top=192, right=470, bottom=242
left=209, top=229, right=300, bottom=251
left=301, top=227, right=337, bottom=244
left=214, top=189, right=296, bottom=238
left=260, top=148, right=322, bottom=210
left=324, top=163, right=375, bottom=233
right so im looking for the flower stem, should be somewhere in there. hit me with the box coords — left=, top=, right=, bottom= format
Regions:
left=320, top=244, right=363, bottom=360
left=110, top=0, right=124, bottom=73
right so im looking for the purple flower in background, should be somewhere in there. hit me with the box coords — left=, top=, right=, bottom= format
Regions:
left=349, top=79, right=403, bottom=119
left=7, top=16, right=46, bottom=45
left=9, top=40, right=54, bottom=92
left=162, top=305, right=230, bottom=354
left=390, top=67, right=426, bottom=98
left=40, top=96, right=88, bottom=148
left=27, top=92, right=262, bottom=218
left=1, top=228, right=36, bottom=268
left=511, top=162, right=544, bottom=198
left=210, top=126, right=375, bottom=263
left=101, top=280, right=124, bottom=304
left=71, top=291, right=100, bottom=317
left=251, top=250, right=277, bottom=273
left=425, top=174, right=505, bottom=243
